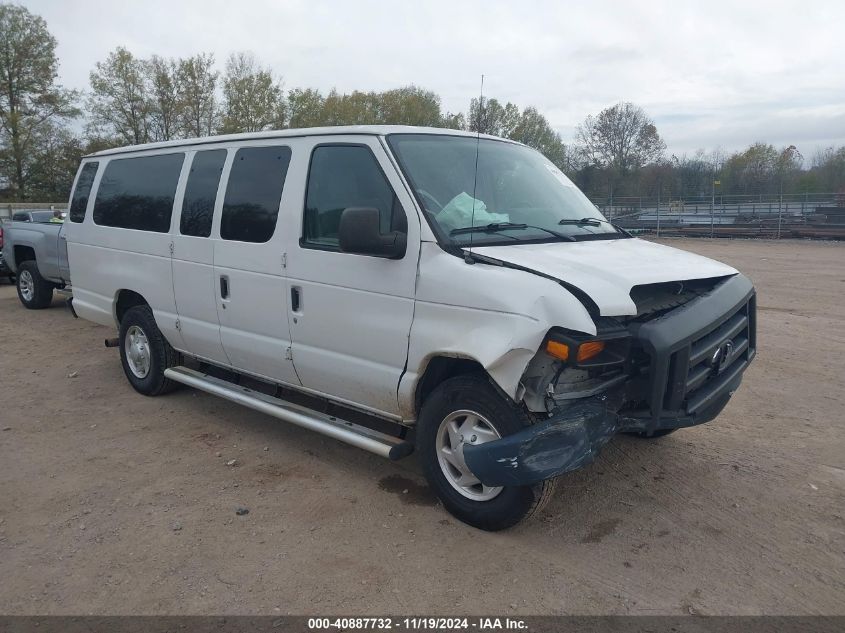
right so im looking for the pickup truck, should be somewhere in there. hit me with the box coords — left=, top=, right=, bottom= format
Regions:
left=4, top=217, right=70, bottom=308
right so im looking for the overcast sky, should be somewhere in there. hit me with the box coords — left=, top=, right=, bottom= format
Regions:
left=23, top=0, right=845, bottom=158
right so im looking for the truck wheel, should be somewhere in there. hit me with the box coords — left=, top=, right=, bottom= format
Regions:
left=118, top=305, right=179, bottom=396
left=629, top=429, right=677, bottom=439
left=417, top=373, right=556, bottom=531
left=16, top=261, right=54, bottom=309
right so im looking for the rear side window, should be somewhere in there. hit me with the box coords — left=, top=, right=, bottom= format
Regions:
left=303, top=145, right=403, bottom=249
left=180, top=150, right=226, bottom=237
left=93, top=153, right=184, bottom=232
left=221, top=146, right=291, bottom=243
left=69, top=162, right=99, bottom=223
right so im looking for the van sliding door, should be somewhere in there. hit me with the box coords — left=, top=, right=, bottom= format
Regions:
left=212, top=144, right=300, bottom=386
left=171, top=149, right=231, bottom=366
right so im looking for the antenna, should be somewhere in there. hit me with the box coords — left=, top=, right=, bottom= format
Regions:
left=465, top=74, right=484, bottom=264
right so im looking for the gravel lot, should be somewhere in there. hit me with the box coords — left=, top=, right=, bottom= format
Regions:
left=1, top=238, right=843, bottom=615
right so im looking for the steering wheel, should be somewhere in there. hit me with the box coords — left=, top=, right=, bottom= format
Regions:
left=417, top=189, right=443, bottom=213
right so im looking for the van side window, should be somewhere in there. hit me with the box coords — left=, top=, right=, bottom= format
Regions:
left=93, top=153, right=184, bottom=232
left=221, top=146, right=291, bottom=243
left=303, top=145, right=404, bottom=249
left=69, top=162, right=99, bottom=223
left=180, top=150, right=226, bottom=237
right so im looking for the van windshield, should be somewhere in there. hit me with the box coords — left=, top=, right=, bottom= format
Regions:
left=387, top=134, right=622, bottom=245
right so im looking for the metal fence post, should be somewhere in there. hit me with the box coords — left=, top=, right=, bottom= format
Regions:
left=656, top=190, right=661, bottom=237
left=710, top=181, right=715, bottom=238
left=776, top=191, right=783, bottom=239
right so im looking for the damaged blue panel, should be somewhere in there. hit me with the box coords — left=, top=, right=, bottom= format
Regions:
left=462, top=395, right=619, bottom=487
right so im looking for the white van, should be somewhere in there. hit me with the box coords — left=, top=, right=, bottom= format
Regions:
left=65, top=126, right=756, bottom=530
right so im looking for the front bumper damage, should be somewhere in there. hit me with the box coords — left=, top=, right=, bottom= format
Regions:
left=464, top=273, right=756, bottom=488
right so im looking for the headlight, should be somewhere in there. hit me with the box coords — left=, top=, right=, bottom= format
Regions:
left=544, top=326, right=629, bottom=368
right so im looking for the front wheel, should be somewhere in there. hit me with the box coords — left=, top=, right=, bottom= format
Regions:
left=118, top=305, right=179, bottom=396
left=417, top=373, right=556, bottom=531
left=627, top=429, right=677, bottom=439
left=16, top=261, right=54, bottom=309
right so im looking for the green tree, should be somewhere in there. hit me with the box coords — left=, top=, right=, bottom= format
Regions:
left=510, top=106, right=569, bottom=170
left=25, top=121, right=83, bottom=199
left=220, top=52, right=285, bottom=133
left=176, top=53, right=218, bottom=138
left=0, top=3, right=78, bottom=199
left=379, top=86, right=443, bottom=126
left=468, top=97, right=520, bottom=137
left=286, top=88, right=325, bottom=128
left=88, top=47, right=151, bottom=145
left=440, top=111, right=466, bottom=130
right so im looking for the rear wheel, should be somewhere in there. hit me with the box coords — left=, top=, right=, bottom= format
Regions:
left=118, top=305, right=179, bottom=395
left=417, top=373, right=556, bottom=531
left=16, top=261, right=54, bottom=309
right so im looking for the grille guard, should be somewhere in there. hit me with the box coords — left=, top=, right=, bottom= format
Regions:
left=629, top=273, right=756, bottom=424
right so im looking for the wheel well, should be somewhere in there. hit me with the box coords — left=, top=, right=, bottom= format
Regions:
left=115, top=290, right=149, bottom=324
left=14, top=245, right=35, bottom=268
left=414, top=356, right=486, bottom=414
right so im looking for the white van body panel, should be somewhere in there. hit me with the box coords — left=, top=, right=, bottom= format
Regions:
left=475, top=238, right=737, bottom=316
left=282, top=136, right=422, bottom=415
left=65, top=149, right=185, bottom=345
left=211, top=141, right=299, bottom=387
left=171, top=150, right=231, bottom=366
left=66, top=126, right=747, bottom=427
left=397, top=242, right=596, bottom=418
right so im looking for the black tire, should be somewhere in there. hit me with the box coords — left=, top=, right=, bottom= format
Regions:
left=417, top=373, right=557, bottom=531
left=118, top=305, right=179, bottom=396
left=16, top=261, right=54, bottom=309
left=628, top=428, right=677, bottom=439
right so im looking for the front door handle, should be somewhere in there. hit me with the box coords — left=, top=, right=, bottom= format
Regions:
left=220, top=275, right=230, bottom=299
left=290, top=286, right=301, bottom=312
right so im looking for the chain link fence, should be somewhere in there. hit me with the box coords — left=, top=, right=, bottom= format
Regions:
left=593, top=192, right=845, bottom=239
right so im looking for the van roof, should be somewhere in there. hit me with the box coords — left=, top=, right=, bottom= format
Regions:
left=85, top=125, right=519, bottom=158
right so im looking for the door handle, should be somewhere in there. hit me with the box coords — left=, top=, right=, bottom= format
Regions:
left=290, top=286, right=301, bottom=312
left=220, top=275, right=230, bottom=299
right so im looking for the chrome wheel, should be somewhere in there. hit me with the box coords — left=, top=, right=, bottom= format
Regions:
left=19, top=270, right=34, bottom=302
left=436, top=409, right=503, bottom=501
left=125, top=325, right=151, bottom=379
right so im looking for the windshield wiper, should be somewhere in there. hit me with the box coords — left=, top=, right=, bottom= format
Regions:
left=558, top=216, right=632, bottom=237
left=557, top=217, right=602, bottom=227
left=451, top=222, right=575, bottom=241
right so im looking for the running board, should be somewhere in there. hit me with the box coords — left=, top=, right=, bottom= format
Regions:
left=164, top=366, right=414, bottom=461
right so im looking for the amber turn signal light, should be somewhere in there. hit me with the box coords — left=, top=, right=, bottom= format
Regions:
left=545, top=340, right=570, bottom=361
left=577, top=340, right=605, bottom=362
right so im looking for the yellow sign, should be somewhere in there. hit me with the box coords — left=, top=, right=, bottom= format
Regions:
left=714, top=180, right=721, bottom=185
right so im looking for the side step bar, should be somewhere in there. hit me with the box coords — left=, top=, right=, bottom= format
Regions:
left=164, top=366, right=414, bottom=461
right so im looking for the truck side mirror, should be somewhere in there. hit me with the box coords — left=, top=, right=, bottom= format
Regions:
left=338, top=207, right=406, bottom=259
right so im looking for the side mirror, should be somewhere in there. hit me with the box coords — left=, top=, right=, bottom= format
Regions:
left=338, top=207, right=406, bottom=259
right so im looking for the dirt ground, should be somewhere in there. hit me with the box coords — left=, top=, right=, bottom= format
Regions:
left=0, top=238, right=843, bottom=615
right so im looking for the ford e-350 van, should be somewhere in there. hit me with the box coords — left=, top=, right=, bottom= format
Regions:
left=65, top=126, right=756, bottom=530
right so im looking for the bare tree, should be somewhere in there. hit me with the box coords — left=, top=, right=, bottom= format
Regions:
left=577, top=102, right=666, bottom=172
left=147, top=55, right=180, bottom=141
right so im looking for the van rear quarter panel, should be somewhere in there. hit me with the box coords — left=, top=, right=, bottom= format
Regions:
left=65, top=152, right=185, bottom=345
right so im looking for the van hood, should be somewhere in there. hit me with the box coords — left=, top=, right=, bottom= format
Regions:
left=474, top=237, right=737, bottom=316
